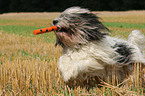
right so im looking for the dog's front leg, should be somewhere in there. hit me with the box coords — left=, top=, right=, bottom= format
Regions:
left=58, top=55, right=104, bottom=82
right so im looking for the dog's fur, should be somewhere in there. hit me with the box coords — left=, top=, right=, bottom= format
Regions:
left=52, top=7, right=145, bottom=84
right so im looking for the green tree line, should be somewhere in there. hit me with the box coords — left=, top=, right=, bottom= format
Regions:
left=0, top=0, right=145, bottom=13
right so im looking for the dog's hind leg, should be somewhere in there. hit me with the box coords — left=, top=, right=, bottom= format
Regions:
left=128, top=30, right=145, bottom=86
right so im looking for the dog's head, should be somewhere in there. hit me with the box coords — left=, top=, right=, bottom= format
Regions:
left=53, top=7, right=109, bottom=47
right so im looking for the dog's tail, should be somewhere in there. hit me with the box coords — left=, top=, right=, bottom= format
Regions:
left=128, top=30, right=145, bottom=56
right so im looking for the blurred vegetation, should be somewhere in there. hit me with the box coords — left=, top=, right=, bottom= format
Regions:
left=0, top=0, right=145, bottom=13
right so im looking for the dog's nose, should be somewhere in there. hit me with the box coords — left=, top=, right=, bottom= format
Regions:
left=53, top=20, right=58, bottom=25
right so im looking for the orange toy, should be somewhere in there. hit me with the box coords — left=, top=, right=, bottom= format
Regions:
left=33, top=26, right=59, bottom=35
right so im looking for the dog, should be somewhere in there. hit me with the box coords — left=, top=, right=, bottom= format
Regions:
left=52, top=7, right=145, bottom=85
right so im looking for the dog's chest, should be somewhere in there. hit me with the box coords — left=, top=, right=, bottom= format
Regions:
left=58, top=41, right=118, bottom=81
left=64, top=47, right=90, bottom=61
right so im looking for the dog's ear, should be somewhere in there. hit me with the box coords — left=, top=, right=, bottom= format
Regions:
left=78, top=13, right=110, bottom=41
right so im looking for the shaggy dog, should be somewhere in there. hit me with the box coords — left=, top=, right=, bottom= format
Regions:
left=52, top=7, right=145, bottom=86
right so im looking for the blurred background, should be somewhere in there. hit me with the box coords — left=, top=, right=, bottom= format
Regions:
left=0, top=0, right=145, bottom=13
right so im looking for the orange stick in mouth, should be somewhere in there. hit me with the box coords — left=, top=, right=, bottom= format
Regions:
left=33, top=26, right=59, bottom=35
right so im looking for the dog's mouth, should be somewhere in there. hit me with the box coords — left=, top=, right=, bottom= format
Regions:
left=55, top=28, right=67, bottom=33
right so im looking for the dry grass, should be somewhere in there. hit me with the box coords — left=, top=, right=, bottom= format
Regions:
left=0, top=11, right=145, bottom=95
left=0, top=32, right=144, bottom=96
left=0, top=33, right=62, bottom=95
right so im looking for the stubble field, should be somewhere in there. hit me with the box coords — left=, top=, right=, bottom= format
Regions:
left=0, top=11, right=145, bottom=95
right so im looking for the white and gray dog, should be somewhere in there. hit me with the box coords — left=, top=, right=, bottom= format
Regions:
left=52, top=7, right=145, bottom=84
